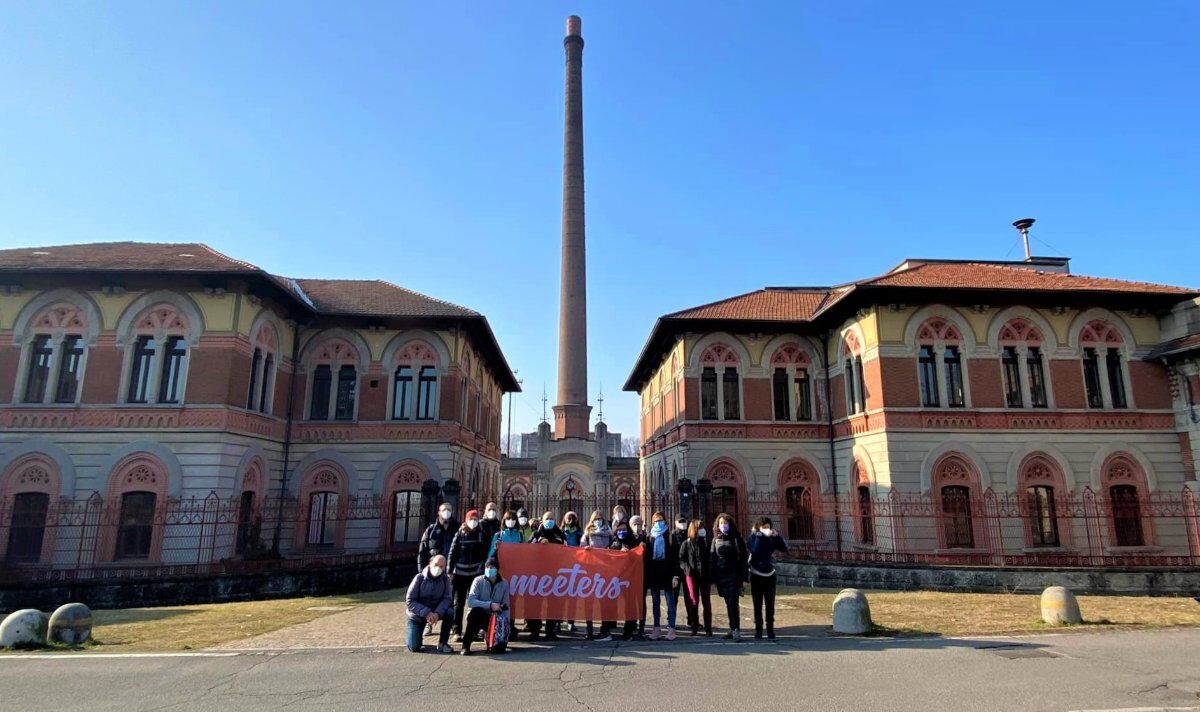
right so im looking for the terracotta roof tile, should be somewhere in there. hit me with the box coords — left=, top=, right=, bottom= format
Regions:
left=665, top=288, right=835, bottom=321
left=292, top=279, right=479, bottom=318
left=0, top=242, right=258, bottom=273
left=858, top=261, right=1195, bottom=295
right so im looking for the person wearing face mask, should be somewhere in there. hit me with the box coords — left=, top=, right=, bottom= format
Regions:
left=480, top=502, right=501, bottom=543
left=645, top=512, right=681, bottom=640
left=418, top=503, right=459, bottom=573
left=561, top=511, right=583, bottom=547
left=678, top=519, right=713, bottom=636
left=461, top=558, right=510, bottom=655
left=747, top=516, right=788, bottom=640
left=581, top=510, right=615, bottom=641
left=611, top=505, right=628, bottom=528
left=488, top=509, right=523, bottom=560
left=526, top=511, right=566, bottom=640
left=710, top=513, right=748, bottom=641
left=515, top=508, right=536, bottom=543
left=627, top=514, right=650, bottom=639
left=406, top=554, right=454, bottom=653
left=448, top=510, right=488, bottom=641
left=609, top=520, right=641, bottom=641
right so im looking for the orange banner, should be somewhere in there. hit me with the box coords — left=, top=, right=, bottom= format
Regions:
left=496, top=543, right=644, bottom=621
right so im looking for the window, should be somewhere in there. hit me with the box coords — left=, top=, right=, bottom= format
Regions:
left=795, top=369, right=812, bottom=421
left=1083, top=348, right=1103, bottom=408
left=721, top=368, right=740, bottom=420
left=309, top=365, right=332, bottom=420
left=5, top=492, right=50, bottom=563
left=940, top=486, right=974, bottom=549
left=307, top=492, right=339, bottom=546
left=1002, top=347, right=1023, bottom=408
left=700, top=367, right=718, bottom=420
left=460, top=377, right=469, bottom=422
left=391, top=491, right=423, bottom=544
left=773, top=368, right=790, bottom=420
left=944, top=346, right=964, bottom=407
left=54, top=335, right=84, bottom=403
left=393, top=366, right=414, bottom=420
left=1027, top=347, right=1048, bottom=408
left=1109, top=485, right=1144, bottom=547
left=247, top=348, right=262, bottom=409
left=1026, top=485, right=1059, bottom=547
left=235, top=491, right=259, bottom=555
left=157, top=337, right=186, bottom=403
left=127, top=336, right=157, bottom=404
left=258, top=354, right=273, bottom=413
left=416, top=367, right=437, bottom=420
left=1106, top=349, right=1127, bottom=409
left=785, top=486, right=815, bottom=540
left=857, top=486, right=874, bottom=545
left=845, top=359, right=859, bottom=414
left=474, top=389, right=482, bottom=430
left=22, top=335, right=54, bottom=403
left=855, top=356, right=867, bottom=412
left=115, top=491, right=157, bottom=560
left=334, top=365, right=356, bottom=420
left=710, top=486, right=740, bottom=529
left=918, top=345, right=939, bottom=407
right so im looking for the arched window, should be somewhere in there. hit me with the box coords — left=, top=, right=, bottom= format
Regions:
left=123, top=304, right=192, bottom=405
left=1079, top=320, right=1128, bottom=409
left=771, top=343, right=814, bottom=421
left=933, top=455, right=979, bottom=549
left=706, top=459, right=745, bottom=531
left=1, top=456, right=62, bottom=564
left=246, top=320, right=280, bottom=414
left=383, top=462, right=426, bottom=547
left=842, top=332, right=867, bottom=414
left=852, top=460, right=874, bottom=545
left=297, top=466, right=347, bottom=549
left=698, top=343, right=741, bottom=420
left=391, top=341, right=439, bottom=421
left=503, top=482, right=529, bottom=514
left=780, top=460, right=821, bottom=541
left=12, top=295, right=99, bottom=406
left=306, top=338, right=360, bottom=421
left=998, top=318, right=1049, bottom=409
left=1018, top=455, right=1064, bottom=548
left=103, top=454, right=170, bottom=562
left=1103, top=455, right=1149, bottom=547
left=914, top=317, right=965, bottom=409
left=235, top=461, right=264, bottom=555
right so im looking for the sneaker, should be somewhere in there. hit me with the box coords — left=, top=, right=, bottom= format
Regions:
left=649, top=626, right=661, bottom=640
left=593, top=634, right=613, bottom=643
left=436, top=643, right=454, bottom=654
left=424, top=624, right=433, bottom=636
left=732, top=630, right=742, bottom=642
left=722, top=631, right=734, bottom=640
left=460, top=648, right=472, bottom=656
left=665, top=628, right=676, bottom=641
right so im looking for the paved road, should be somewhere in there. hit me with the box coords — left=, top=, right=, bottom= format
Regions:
left=3, top=628, right=1200, bottom=711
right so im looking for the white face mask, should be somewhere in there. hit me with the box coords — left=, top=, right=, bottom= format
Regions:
left=676, top=522, right=687, bottom=531
left=594, top=520, right=605, bottom=528
left=761, top=528, right=773, bottom=537
left=467, top=519, right=479, bottom=530
left=632, top=525, right=643, bottom=534
left=698, top=528, right=707, bottom=537
left=518, top=517, right=529, bottom=526
left=505, top=519, right=516, bottom=528
left=485, top=510, right=497, bottom=520
left=614, top=514, right=625, bottom=522
left=439, top=510, right=452, bottom=521
left=429, top=565, right=444, bottom=577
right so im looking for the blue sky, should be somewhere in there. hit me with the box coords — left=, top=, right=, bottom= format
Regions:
left=2, top=2, right=1197, bottom=442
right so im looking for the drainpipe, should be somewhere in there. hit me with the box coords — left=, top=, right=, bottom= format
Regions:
left=272, top=323, right=303, bottom=555
left=820, top=330, right=844, bottom=557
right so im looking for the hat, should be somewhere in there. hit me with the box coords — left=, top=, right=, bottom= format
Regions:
left=629, top=515, right=644, bottom=525
left=486, top=557, right=499, bottom=568
left=466, top=509, right=479, bottom=521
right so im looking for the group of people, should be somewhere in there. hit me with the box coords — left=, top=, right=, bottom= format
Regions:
left=406, top=501, right=789, bottom=655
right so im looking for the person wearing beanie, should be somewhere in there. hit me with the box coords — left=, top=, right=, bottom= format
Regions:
left=462, top=557, right=510, bottom=655
left=448, top=509, right=487, bottom=641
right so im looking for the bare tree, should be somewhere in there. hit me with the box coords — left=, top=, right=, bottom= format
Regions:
left=621, top=436, right=641, bottom=457
left=501, top=433, right=522, bottom=458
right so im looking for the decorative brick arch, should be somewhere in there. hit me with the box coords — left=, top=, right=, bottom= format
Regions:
left=1101, top=453, right=1155, bottom=548
left=915, top=317, right=964, bottom=345
left=13, top=289, right=103, bottom=346
left=1067, top=310, right=1135, bottom=356
left=998, top=318, right=1045, bottom=347
left=841, top=330, right=863, bottom=359
left=699, top=343, right=741, bottom=367
left=1079, top=320, right=1125, bottom=348
left=379, top=459, right=428, bottom=549
left=293, top=461, right=350, bottom=550
left=770, top=342, right=812, bottom=368
left=100, top=453, right=171, bottom=563
left=115, top=291, right=205, bottom=346
left=778, top=458, right=822, bottom=541
left=1017, top=453, right=1072, bottom=549
left=0, top=454, right=63, bottom=564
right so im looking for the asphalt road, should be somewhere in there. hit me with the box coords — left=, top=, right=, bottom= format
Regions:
left=3, top=628, right=1200, bottom=712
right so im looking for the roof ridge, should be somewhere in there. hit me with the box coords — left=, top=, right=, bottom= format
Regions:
left=662, top=287, right=769, bottom=319
left=194, top=243, right=261, bottom=271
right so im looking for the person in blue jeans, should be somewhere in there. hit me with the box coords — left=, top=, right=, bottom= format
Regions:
left=406, top=554, right=454, bottom=653
left=645, top=511, right=681, bottom=640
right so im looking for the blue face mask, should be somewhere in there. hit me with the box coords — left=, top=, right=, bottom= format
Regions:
left=719, top=522, right=730, bottom=535
left=544, top=520, right=555, bottom=529
left=617, top=530, right=628, bottom=539
left=651, top=521, right=667, bottom=536
left=485, top=567, right=498, bottom=579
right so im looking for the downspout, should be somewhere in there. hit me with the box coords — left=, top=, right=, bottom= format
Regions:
left=272, top=322, right=303, bottom=555
left=820, top=330, right=843, bottom=557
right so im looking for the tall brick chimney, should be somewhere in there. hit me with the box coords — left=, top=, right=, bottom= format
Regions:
left=553, top=15, right=592, bottom=440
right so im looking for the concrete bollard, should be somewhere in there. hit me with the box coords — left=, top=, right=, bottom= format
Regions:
left=0, top=609, right=49, bottom=648
left=1040, top=586, right=1083, bottom=625
left=832, top=588, right=873, bottom=634
left=48, top=603, right=93, bottom=645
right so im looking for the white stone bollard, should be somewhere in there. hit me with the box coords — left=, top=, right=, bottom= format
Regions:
left=1040, top=586, right=1083, bottom=625
left=0, top=609, right=49, bottom=648
left=832, top=588, right=873, bottom=634
left=48, top=603, right=93, bottom=646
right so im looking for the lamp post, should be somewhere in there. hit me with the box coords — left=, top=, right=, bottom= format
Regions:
left=447, top=443, right=462, bottom=517
left=566, top=480, right=576, bottom=517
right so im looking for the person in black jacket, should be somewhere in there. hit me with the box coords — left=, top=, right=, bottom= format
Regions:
left=747, top=516, right=788, bottom=640
left=480, top=501, right=501, bottom=544
left=710, top=513, right=748, bottom=641
left=678, top=518, right=713, bottom=636
left=610, top=520, right=642, bottom=641
left=526, top=511, right=566, bottom=640
left=627, top=515, right=650, bottom=638
left=418, top=503, right=459, bottom=571
left=447, top=509, right=487, bottom=640
left=645, top=511, right=681, bottom=640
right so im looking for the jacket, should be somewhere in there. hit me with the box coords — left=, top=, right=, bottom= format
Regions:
left=467, top=574, right=511, bottom=611
left=562, top=526, right=583, bottom=547
left=417, top=518, right=460, bottom=570
left=480, top=516, right=501, bottom=544
left=448, top=526, right=488, bottom=576
left=406, top=567, right=453, bottom=622
left=581, top=525, right=613, bottom=549
left=678, top=536, right=710, bottom=583
left=710, top=532, right=748, bottom=597
left=532, top=525, right=566, bottom=545
left=670, top=528, right=689, bottom=559
left=517, top=524, right=535, bottom=543
left=645, top=529, right=681, bottom=590
left=747, top=531, right=788, bottom=576
left=489, top=526, right=524, bottom=560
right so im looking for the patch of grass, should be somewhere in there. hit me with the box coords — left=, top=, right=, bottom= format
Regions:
left=778, top=587, right=1200, bottom=637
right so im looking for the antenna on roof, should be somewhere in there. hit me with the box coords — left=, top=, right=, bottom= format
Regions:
left=541, top=384, right=548, bottom=423
left=1012, top=218, right=1036, bottom=261
left=596, top=383, right=605, bottom=423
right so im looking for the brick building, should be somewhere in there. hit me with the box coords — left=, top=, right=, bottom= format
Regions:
left=0, top=242, right=518, bottom=569
left=626, top=254, right=1200, bottom=563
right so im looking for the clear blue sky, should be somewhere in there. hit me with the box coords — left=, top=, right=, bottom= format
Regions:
left=2, top=2, right=1198, bottom=442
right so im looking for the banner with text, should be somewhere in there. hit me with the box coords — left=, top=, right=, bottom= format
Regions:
left=496, top=543, right=644, bottom=621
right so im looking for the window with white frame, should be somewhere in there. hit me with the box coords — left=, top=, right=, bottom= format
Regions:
left=913, top=317, right=965, bottom=409
left=305, top=337, right=359, bottom=421
left=14, top=301, right=93, bottom=406
left=997, top=317, right=1050, bottom=409
left=1078, top=320, right=1129, bottom=409
left=770, top=343, right=814, bottom=421
left=246, top=321, right=279, bottom=414
left=698, top=342, right=741, bottom=420
left=120, top=303, right=193, bottom=406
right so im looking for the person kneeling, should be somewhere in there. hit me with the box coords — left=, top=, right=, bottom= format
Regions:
left=406, top=555, right=454, bottom=653
left=462, top=557, right=510, bottom=656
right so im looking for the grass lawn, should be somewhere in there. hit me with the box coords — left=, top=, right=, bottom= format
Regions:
left=777, top=587, right=1200, bottom=637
